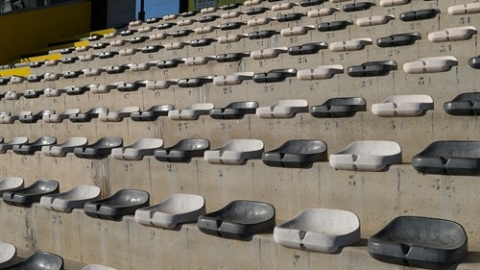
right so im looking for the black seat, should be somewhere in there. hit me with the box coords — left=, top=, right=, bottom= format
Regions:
left=216, top=53, right=249, bottom=62
left=177, top=76, right=214, bottom=87
left=73, top=137, right=123, bottom=159
left=347, top=60, right=397, bottom=77
left=288, top=42, right=327, bottom=55
left=377, top=33, right=421, bottom=47
left=154, top=138, right=210, bottom=162
left=69, top=107, right=108, bottom=122
left=3, top=180, right=59, bottom=206
left=368, top=216, right=468, bottom=269
left=246, top=7, right=268, bottom=15
left=157, top=22, right=176, bottom=29
left=219, top=22, right=245, bottom=30
left=157, top=59, right=184, bottom=69
left=172, top=29, right=193, bottom=37
left=190, top=38, right=215, bottom=47
left=84, top=189, right=150, bottom=221
left=13, top=136, right=56, bottom=155
left=98, top=51, right=118, bottom=59
left=131, top=105, right=174, bottom=121
left=19, top=110, right=55, bottom=123
left=300, top=0, right=324, bottom=6
left=400, top=9, right=439, bottom=21
left=412, top=140, right=480, bottom=175
left=198, top=15, right=219, bottom=23
left=343, top=2, right=375, bottom=12
left=141, top=45, right=162, bottom=53
left=65, top=86, right=89, bottom=95
left=197, top=200, right=276, bottom=240
left=1, top=252, right=64, bottom=270
left=310, top=97, right=367, bottom=118
left=468, top=56, right=480, bottom=69
left=317, top=20, right=353, bottom=32
left=444, top=92, right=480, bottom=115
left=209, top=101, right=258, bottom=119
left=277, top=13, right=303, bottom=22
left=262, top=140, right=328, bottom=168
left=253, top=68, right=297, bottom=83
left=248, top=30, right=278, bottom=39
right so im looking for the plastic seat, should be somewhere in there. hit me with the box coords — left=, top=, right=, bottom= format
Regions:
left=177, top=76, right=215, bottom=88
left=157, top=59, right=184, bottom=69
left=400, top=9, right=439, bottom=21
left=308, top=7, right=339, bottom=17
left=297, top=65, right=344, bottom=80
left=300, top=0, right=323, bottom=6
left=3, top=180, right=59, bottom=206
left=111, top=138, right=163, bottom=160
left=253, top=68, right=297, bottom=83
left=403, top=56, right=457, bottom=74
left=130, top=105, right=173, bottom=121
left=219, top=21, right=245, bottom=30
left=63, top=70, right=83, bottom=79
left=256, top=99, right=308, bottom=118
left=317, top=20, right=352, bottom=32
left=343, top=2, right=375, bottom=12
left=246, top=7, right=268, bottom=15
left=310, top=97, right=366, bottom=118
left=0, top=111, right=17, bottom=124
left=81, top=264, right=117, bottom=270
left=84, top=189, right=150, bottom=221
left=154, top=138, right=210, bottom=162
left=99, top=107, right=139, bottom=122
left=183, top=56, right=214, bottom=66
left=5, top=91, right=23, bottom=100
left=262, top=140, right=328, bottom=168
left=26, top=74, right=43, bottom=82
left=43, top=109, right=80, bottom=123
left=0, top=177, right=24, bottom=196
left=204, top=139, right=264, bottom=165
left=448, top=3, right=480, bottom=15
left=12, top=136, right=56, bottom=155
left=250, top=48, right=288, bottom=60
left=412, top=141, right=480, bottom=175
left=376, top=32, right=421, bottom=47
left=330, top=38, right=372, bottom=52
left=44, top=88, right=66, bottom=97
left=73, top=137, right=123, bottom=159
left=42, top=137, right=88, bottom=157
left=277, top=13, right=303, bottom=22
left=372, top=95, right=434, bottom=117
left=444, top=92, right=480, bottom=115
left=428, top=26, right=476, bottom=42
left=248, top=30, right=278, bottom=40
left=213, top=72, right=254, bottom=85
left=40, top=185, right=101, bottom=213
left=24, top=89, right=43, bottom=99
left=329, top=140, right=402, bottom=171
left=0, top=242, right=16, bottom=267
left=197, top=200, right=275, bottom=240
left=19, top=110, right=55, bottom=123
left=368, top=216, right=467, bottom=269
left=469, top=56, right=480, bottom=69
left=1, top=252, right=63, bottom=270
left=288, top=42, right=328, bottom=55
left=0, top=137, right=29, bottom=153
left=69, top=107, right=109, bottom=122
left=356, top=15, right=394, bottom=27
left=274, top=208, right=360, bottom=253
left=135, top=194, right=206, bottom=229
left=210, top=102, right=258, bottom=119
left=168, top=103, right=214, bottom=120
left=379, top=0, right=409, bottom=6
left=145, top=80, right=177, bottom=90
left=247, top=17, right=275, bottom=27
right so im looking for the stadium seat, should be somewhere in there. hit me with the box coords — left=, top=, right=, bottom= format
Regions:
left=40, top=185, right=101, bottom=213
left=154, top=138, right=210, bottom=162
left=0, top=242, right=16, bottom=267
left=19, top=110, right=55, bottom=123
left=347, top=60, right=397, bottom=77
left=3, top=179, right=59, bottom=206
left=130, top=105, right=173, bottom=121
left=98, top=106, right=139, bottom=122
left=1, top=252, right=63, bottom=270
left=0, top=137, right=29, bottom=153
left=111, top=138, right=163, bottom=160
left=0, top=177, right=24, bottom=196
left=168, top=103, right=214, bottom=120
left=403, top=56, right=458, bottom=74
left=297, top=65, right=344, bottom=80
left=329, top=38, right=372, bottom=52
left=371, top=95, right=434, bottom=116
left=84, top=189, right=150, bottom=221
left=444, top=92, right=480, bottom=115
left=12, top=136, right=56, bottom=155
left=69, top=107, right=109, bottom=122
left=42, top=137, right=88, bottom=157
left=256, top=99, right=308, bottom=118
left=310, top=97, right=366, bottom=118
left=73, top=137, right=123, bottom=159
left=204, top=139, right=264, bottom=165
left=262, top=140, right=328, bottom=168
left=428, top=26, right=477, bottom=42
left=209, top=101, right=258, bottom=119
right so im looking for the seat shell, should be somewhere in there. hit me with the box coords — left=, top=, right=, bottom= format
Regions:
left=111, top=138, right=163, bottom=160
left=0, top=177, right=24, bottom=196
left=135, top=194, right=206, bottom=229
left=412, top=141, right=480, bottom=175
left=154, top=138, right=210, bottom=162
left=0, top=137, right=29, bottom=153
left=130, top=105, right=173, bottom=121
left=368, top=216, right=468, bottom=269
left=2, top=180, right=59, bottom=206
left=262, top=140, right=328, bottom=168
left=12, top=136, right=56, bottom=155
left=0, top=242, right=16, bottom=267
left=81, top=264, right=118, bottom=270
left=1, top=252, right=63, bottom=270
left=40, top=185, right=101, bottom=213
left=84, top=189, right=150, bottom=221
left=197, top=200, right=275, bottom=240
left=204, top=139, right=264, bottom=165
left=74, top=137, right=123, bottom=159
left=310, top=97, right=366, bottom=118
left=256, top=99, right=308, bottom=118
left=372, top=95, right=434, bottom=117
left=210, top=102, right=258, bottom=119
left=329, top=140, right=402, bottom=171
left=42, top=137, right=88, bottom=157
left=444, top=92, right=480, bottom=116
left=403, top=56, right=457, bottom=74
left=274, top=208, right=360, bottom=253
left=168, top=103, right=214, bottom=120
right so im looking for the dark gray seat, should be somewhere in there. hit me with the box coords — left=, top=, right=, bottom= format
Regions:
left=1, top=252, right=63, bottom=270
left=209, top=102, right=258, bottom=119
left=253, top=68, right=297, bottom=83
left=400, top=9, right=439, bottom=21
left=130, top=105, right=174, bottom=121
left=310, top=97, right=367, bottom=118
left=444, top=92, right=480, bottom=115
left=377, top=32, right=421, bottom=47
left=347, top=61, right=397, bottom=77
left=69, top=107, right=108, bottom=122
left=262, top=140, right=328, bottom=168
left=84, top=189, right=150, bottom=221
left=412, top=141, right=480, bottom=175
left=317, top=20, right=353, bottom=32
left=73, top=137, right=123, bottom=159
left=154, top=139, right=210, bottom=162
left=343, top=2, right=375, bottom=12
left=288, top=42, right=327, bottom=55
left=368, top=216, right=467, bottom=269
left=197, top=200, right=275, bottom=240
left=12, top=136, right=56, bottom=155
left=2, top=179, right=59, bottom=206
left=19, top=110, right=55, bottom=123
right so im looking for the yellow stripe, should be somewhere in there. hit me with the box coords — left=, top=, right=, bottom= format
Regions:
left=0, top=67, right=31, bottom=77
left=20, top=53, right=62, bottom=64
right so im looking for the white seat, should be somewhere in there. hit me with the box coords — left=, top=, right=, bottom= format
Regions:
left=372, top=95, right=434, bottom=117
left=329, top=140, right=402, bottom=171
left=145, top=80, right=177, bottom=90
left=379, top=0, right=409, bottom=7
left=256, top=100, right=309, bottom=118
left=297, top=65, right=344, bottom=80
left=204, top=139, right=264, bottom=165
left=221, top=11, right=243, bottom=19
left=168, top=103, right=214, bottom=120
left=177, top=18, right=195, bottom=26
left=194, top=26, right=217, bottom=34
left=247, top=17, right=275, bottom=26
left=112, top=138, right=164, bottom=160
left=250, top=48, right=288, bottom=60
left=43, top=109, right=80, bottom=123
left=217, top=34, right=246, bottom=44
left=356, top=15, right=395, bottom=27
left=135, top=194, right=206, bottom=229
left=403, top=56, right=458, bottom=74
left=184, top=57, right=214, bottom=66
left=81, top=264, right=117, bottom=270
left=428, top=26, right=477, bottom=42
left=164, top=42, right=186, bottom=50
left=163, top=13, right=177, bottom=20
left=99, top=107, right=139, bottom=122
left=330, top=38, right=372, bottom=52
left=150, top=33, right=169, bottom=40
left=448, top=3, right=480, bottom=15
left=307, top=8, right=338, bottom=17
left=213, top=72, right=254, bottom=86
left=272, top=2, right=296, bottom=11
left=0, top=242, right=16, bottom=267
left=42, top=137, right=88, bottom=157
left=40, top=185, right=101, bottom=213
left=274, top=208, right=361, bottom=253
left=280, top=26, right=315, bottom=37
